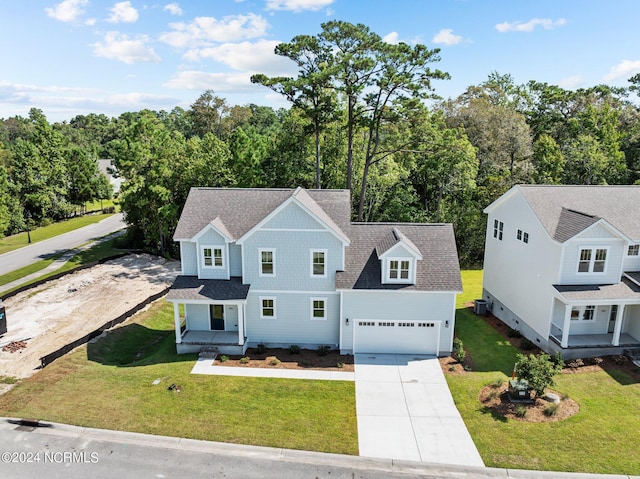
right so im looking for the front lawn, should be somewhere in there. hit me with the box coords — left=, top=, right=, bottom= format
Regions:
left=448, top=271, right=640, bottom=475
left=0, top=301, right=358, bottom=455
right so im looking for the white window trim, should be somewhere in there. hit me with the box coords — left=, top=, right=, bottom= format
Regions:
left=570, top=305, right=596, bottom=322
left=386, top=257, right=415, bottom=284
left=310, top=297, right=327, bottom=321
left=310, top=249, right=328, bottom=278
left=493, top=219, right=504, bottom=241
left=258, top=248, right=276, bottom=277
left=627, top=244, right=639, bottom=256
left=576, top=246, right=609, bottom=274
left=259, top=296, right=276, bottom=319
left=201, top=245, right=224, bottom=269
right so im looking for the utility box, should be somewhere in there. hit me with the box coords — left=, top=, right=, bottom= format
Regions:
left=474, top=299, right=488, bottom=315
left=508, top=379, right=530, bottom=400
left=0, top=300, right=6, bottom=335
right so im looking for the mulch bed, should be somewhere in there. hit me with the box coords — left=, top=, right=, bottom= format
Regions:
left=478, top=383, right=579, bottom=423
left=215, top=347, right=354, bottom=372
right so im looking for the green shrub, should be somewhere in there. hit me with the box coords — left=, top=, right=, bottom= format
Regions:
left=453, top=338, right=466, bottom=363
left=337, top=362, right=344, bottom=369
left=317, top=345, right=330, bottom=356
left=219, top=355, right=228, bottom=363
left=544, top=403, right=559, bottom=417
left=270, top=358, right=280, bottom=366
left=507, top=328, right=522, bottom=338
left=515, top=405, right=528, bottom=418
left=240, top=356, right=250, bottom=364
left=256, top=344, right=266, bottom=354
left=491, top=378, right=503, bottom=388
left=288, top=345, right=301, bottom=354
left=520, top=337, right=535, bottom=350
left=516, top=352, right=563, bottom=398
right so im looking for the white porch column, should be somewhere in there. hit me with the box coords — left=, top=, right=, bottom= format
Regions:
left=237, top=302, right=245, bottom=346
left=561, top=303, right=572, bottom=348
left=612, top=304, right=625, bottom=346
left=173, top=302, right=182, bottom=344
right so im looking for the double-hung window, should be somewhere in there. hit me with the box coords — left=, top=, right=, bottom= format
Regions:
left=628, top=244, right=639, bottom=256
left=493, top=219, right=504, bottom=241
left=259, top=249, right=275, bottom=276
left=389, top=260, right=410, bottom=280
left=202, top=246, right=223, bottom=268
left=260, top=297, right=276, bottom=319
left=311, top=250, right=327, bottom=277
left=311, top=298, right=326, bottom=320
left=578, top=247, right=607, bottom=273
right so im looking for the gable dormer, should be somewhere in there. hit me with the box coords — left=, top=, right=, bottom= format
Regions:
left=376, top=228, right=422, bottom=285
left=192, top=217, right=233, bottom=280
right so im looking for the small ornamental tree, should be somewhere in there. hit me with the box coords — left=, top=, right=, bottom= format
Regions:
left=515, top=353, right=564, bottom=398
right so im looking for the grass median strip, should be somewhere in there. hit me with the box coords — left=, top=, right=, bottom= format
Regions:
left=0, top=300, right=358, bottom=455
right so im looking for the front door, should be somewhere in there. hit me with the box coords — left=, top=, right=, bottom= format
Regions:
left=210, top=305, right=225, bottom=331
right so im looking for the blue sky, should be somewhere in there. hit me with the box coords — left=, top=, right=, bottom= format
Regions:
left=1, top=0, right=639, bottom=122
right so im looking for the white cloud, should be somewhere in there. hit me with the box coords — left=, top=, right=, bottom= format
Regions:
left=107, top=1, right=139, bottom=23
left=495, top=18, right=567, bottom=33
left=163, top=3, right=183, bottom=15
left=185, top=40, right=297, bottom=75
left=603, top=59, right=640, bottom=82
left=164, top=70, right=256, bottom=92
left=432, top=28, right=463, bottom=46
left=159, top=14, right=269, bottom=48
left=92, top=32, right=160, bottom=64
left=558, top=75, right=584, bottom=89
left=383, top=32, right=400, bottom=44
left=45, top=0, right=89, bottom=22
left=265, top=0, right=334, bottom=12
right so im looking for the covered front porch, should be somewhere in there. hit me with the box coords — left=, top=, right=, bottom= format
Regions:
left=166, top=276, right=250, bottom=355
left=549, top=278, right=640, bottom=358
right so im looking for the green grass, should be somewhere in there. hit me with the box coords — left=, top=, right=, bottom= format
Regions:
left=0, top=300, right=358, bottom=455
left=0, top=214, right=114, bottom=255
left=447, top=270, right=640, bottom=475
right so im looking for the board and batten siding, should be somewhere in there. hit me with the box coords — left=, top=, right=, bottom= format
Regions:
left=180, top=241, right=197, bottom=275
left=483, top=190, right=562, bottom=340
left=245, top=291, right=340, bottom=346
left=340, top=291, right=456, bottom=354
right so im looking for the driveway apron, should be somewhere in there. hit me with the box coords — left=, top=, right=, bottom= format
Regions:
left=354, top=354, right=484, bottom=467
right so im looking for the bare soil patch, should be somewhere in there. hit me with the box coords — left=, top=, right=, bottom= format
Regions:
left=0, top=254, right=180, bottom=379
left=478, top=383, right=579, bottom=423
left=216, top=347, right=354, bottom=372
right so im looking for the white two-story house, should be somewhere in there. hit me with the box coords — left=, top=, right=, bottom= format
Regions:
left=166, top=187, right=462, bottom=356
left=483, top=185, right=640, bottom=359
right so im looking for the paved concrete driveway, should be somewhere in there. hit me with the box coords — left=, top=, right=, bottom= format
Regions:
left=355, top=354, right=484, bottom=467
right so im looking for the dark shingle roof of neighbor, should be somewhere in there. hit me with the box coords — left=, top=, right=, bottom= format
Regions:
left=336, top=223, right=462, bottom=292
left=517, top=185, right=640, bottom=242
left=167, top=276, right=250, bottom=301
left=173, top=187, right=351, bottom=241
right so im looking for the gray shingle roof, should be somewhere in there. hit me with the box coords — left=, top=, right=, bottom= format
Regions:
left=554, top=278, right=640, bottom=301
left=374, top=227, right=422, bottom=258
left=336, top=223, right=462, bottom=292
left=517, top=185, right=640, bottom=242
left=173, top=187, right=351, bottom=241
left=167, top=276, right=250, bottom=301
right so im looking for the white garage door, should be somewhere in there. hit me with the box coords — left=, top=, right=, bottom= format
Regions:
left=353, top=320, right=440, bottom=355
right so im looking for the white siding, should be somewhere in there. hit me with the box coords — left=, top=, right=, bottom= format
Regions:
left=340, top=291, right=456, bottom=355
left=622, top=241, right=640, bottom=272
left=626, top=305, right=640, bottom=337
left=483, top=190, right=562, bottom=340
left=559, top=232, right=625, bottom=285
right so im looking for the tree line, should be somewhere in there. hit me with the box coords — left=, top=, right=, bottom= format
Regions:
left=1, top=21, right=639, bottom=266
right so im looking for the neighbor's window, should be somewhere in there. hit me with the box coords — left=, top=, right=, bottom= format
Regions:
left=493, top=219, right=504, bottom=241
left=260, top=298, right=276, bottom=319
left=628, top=244, right=639, bottom=256
left=203, top=247, right=223, bottom=268
left=311, top=298, right=326, bottom=320
left=260, top=249, right=275, bottom=276
left=311, top=250, right=326, bottom=277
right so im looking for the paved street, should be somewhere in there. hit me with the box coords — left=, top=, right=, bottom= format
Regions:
left=0, top=214, right=125, bottom=275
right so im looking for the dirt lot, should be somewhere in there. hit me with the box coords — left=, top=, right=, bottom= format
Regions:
left=0, top=254, right=180, bottom=380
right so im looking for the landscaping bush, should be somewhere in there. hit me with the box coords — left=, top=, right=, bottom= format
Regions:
left=288, top=345, right=301, bottom=354
left=239, top=356, right=250, bottom=364
left=544, top=402, right=559, bottom=417
left=507, top=328, right=522, bottom=338
left=515, top=405, right=527, bottom=418
left=317, top=345, right=330, bottom=356
left=516, top=353, right=563, bottom=398
left=256, top=344, right=266, bottom=354
left=270, top=358, right=280, bottom=366
left=219, top=355, right=228, bottom=362
left=453, top=338, right=466, bottom=363
left=519, top=337, right=535, bottom=350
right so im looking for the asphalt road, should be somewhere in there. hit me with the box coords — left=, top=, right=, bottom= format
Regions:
left=0, top=214, right=125, bottom=275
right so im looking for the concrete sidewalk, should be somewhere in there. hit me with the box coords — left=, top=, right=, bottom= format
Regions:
left=191, top=357, right=355, bottom=381
left=355, top=354, right=484, bottom=467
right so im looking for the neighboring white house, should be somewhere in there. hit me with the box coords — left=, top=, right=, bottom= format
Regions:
left=482, top=185, right=640, bottom=359
left=166, top=187, right=462, bottom=356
